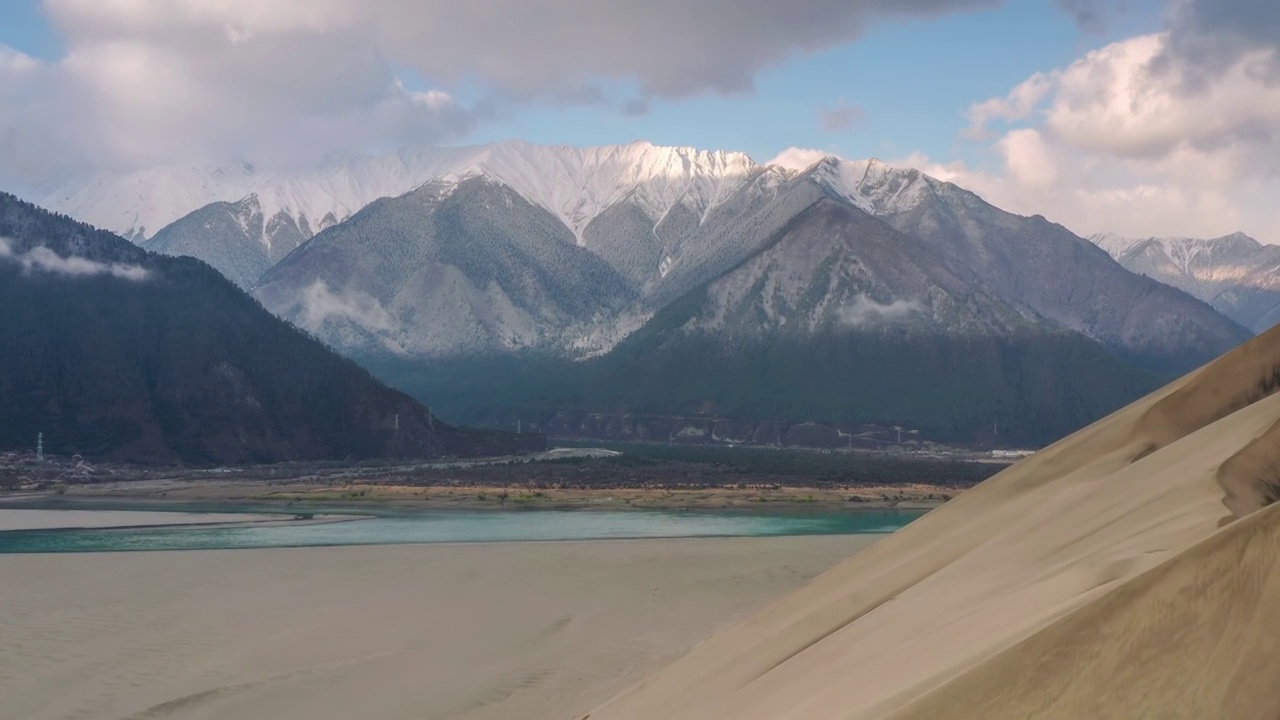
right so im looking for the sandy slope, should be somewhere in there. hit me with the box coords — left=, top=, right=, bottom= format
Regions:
left=588, top=327, right=1280, bottom=720
left=0, top=535, right=873, bottom=720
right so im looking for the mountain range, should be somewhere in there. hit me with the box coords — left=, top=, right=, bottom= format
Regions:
left=1091, top=232, right=1280, bottom=334
left=21, top=141, right=1261, bottom=445
left=0, top=192, right=540, bottom=464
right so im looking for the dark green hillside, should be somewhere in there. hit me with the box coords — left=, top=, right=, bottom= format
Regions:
left=373, top=325, right=1161, bottom=448
left=0, top=193, right=541, bottom=464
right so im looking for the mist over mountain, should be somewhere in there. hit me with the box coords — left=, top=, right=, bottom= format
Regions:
left=1091, top=232, right=1280, bottom=335
left=0, top=193, right=539, bottom=464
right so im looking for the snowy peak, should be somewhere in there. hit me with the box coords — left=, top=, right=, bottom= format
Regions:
left=1091, top=232, right=1265, bottom=265
left=27, top=140, right=760, bottom=249
left=1089, top=231, right=1142, bottom=257
left=29, top=140, right=964, bottom=258
left=801, top=156, right=938, bottom=216
left=439, top=140, right=758, bottom=243
left=1090, top=231, right=1272, bottom=283
left=28, top=140, right=968, bottom=255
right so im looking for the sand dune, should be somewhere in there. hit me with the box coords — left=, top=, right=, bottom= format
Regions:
left=588, top=327, right=1280, bottom=720
left=0, top=535, right=872, bottom=720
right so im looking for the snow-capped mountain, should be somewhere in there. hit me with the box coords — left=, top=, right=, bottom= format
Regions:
left=1089, top=232, right=1280, bottom=334
left=816, top=162, right=1249, bottom=370
left=29, top=141, right=1249, bottom=365
left=244, top=146, right=1247, bottom=373
left=21, top=140, right=1257, bottom=443
left=26, top=142, right=986, bottom=291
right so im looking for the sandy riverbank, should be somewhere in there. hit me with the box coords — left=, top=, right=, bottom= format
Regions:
left=0, top=534, right=877, bottom=720
left=0, top=507, right=292, bottom=531
left=34, top=478, right=952, bottom=511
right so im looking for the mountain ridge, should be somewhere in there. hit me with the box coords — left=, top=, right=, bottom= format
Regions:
left=27, top=140, right=761, bottom=252
left=1090, top=231, right=1280, bottom=334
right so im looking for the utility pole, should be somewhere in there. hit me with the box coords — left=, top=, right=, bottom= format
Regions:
left=394, top=414, right=399, bottom=431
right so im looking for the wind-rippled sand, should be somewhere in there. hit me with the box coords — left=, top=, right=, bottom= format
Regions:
left=0, top=534, right=875, bottom=720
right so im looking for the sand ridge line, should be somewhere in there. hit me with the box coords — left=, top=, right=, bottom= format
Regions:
left=585, top=324, right=1280, bottom=720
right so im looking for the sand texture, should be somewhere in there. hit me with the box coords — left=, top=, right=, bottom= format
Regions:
left=587, top=326, right=1280, bottom=720
left=0, top=535, right=872, bottom=720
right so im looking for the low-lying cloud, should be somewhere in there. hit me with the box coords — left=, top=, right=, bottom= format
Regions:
left=0, top=237, right=150, bottom=280
left=298, top=280, right=394, bottom=333
left=839, top=295, right=923, bottom=327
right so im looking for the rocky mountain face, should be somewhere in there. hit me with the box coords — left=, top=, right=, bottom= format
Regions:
left=253, top=178, right=638, bottom=358
left=0, top=192, right=541, bottom=464
left=251, top=147, right=1247, bottom=371
left=806, top=159, right=1250, bottom=370
left=1090, top=232, right=1280, bottom=334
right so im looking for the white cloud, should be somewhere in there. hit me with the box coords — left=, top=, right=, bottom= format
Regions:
left=929, top=31, right=1280, bottom=243
left=0, top=44, right=38, bottom=79
left=996, top=128, right=1058, bottom=189
left=298, top=280, right=393, bottom=333
left=964, top=72, right=1053, bottom=139
left=50, top=0, right=994, bottom=99
left=1042, top=35, right=1280, bottom=162
left=1, top=3, right=480, bottom=185
left=766, top=147, right=836, bottom=172
left=0, top=237, right=150, bottom=280
left=2, top=0, right=1001, bottom=185
left=838, top=295, right=923, bottom=327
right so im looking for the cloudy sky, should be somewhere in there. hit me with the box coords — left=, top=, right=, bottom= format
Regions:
left=1, top=0, right=1277, bottom=242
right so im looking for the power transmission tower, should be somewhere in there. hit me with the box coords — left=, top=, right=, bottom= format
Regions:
left=37, top=432, right=43, bottom=461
